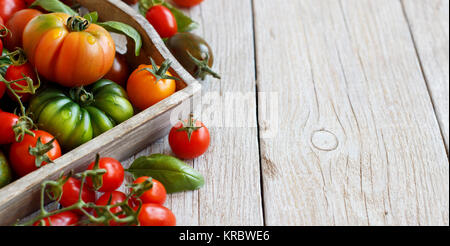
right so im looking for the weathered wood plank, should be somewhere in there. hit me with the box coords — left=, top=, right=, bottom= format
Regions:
left=123, top=0, right=264, bottom=226
left=401, top=0, right=449, bottom=151
left=253, top=0, right=449, bottom=225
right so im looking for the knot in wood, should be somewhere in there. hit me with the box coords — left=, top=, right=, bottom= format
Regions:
left=311, top=129, right=339, bottom=151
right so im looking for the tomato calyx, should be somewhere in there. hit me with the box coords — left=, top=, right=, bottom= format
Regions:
left=28, top=137, right=57, bottom=168
left=138, top=57, right=179, bottom=83
left=187, top=51, right=221, bottom=80
left=85, top=154, right=106, bottom=191
left=0, top=23, right=9, bottom=38
left=12, top=115, right=36, bottom=142
left=67, top=15, right=91, bottom=32
left=69, top=86, right=95, bottom=106
left=128, top=177, right=154, bottom=197
left=176, top=113, right=203, bottom=142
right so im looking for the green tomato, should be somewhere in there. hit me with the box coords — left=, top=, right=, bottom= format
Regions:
left=0, top=150, right=12, bottom=188
left=29, top=79, right=134, bottom=151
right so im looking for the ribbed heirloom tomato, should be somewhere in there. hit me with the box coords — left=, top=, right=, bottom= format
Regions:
left=23, top=13, right=115, bottom=87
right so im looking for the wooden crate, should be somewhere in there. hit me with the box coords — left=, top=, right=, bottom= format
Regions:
left=0, top=0, right=201, bottom=226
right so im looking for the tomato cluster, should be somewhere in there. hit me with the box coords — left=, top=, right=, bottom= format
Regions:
left=1, top=0, right=213, bottom=225
left=31, top=156, right=175, bottom=226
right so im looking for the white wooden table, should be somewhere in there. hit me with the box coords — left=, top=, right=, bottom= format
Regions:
left=114, top=0, right=450, bottom=226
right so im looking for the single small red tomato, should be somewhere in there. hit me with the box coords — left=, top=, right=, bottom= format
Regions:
left=5, top=9, right=42, bottom=51
left=103, top=53, right=130, bottom=86
left=9, top=130, right=61, bottom=177
left=0, top=112, right=19, bottom=145
left=132, top=176, right=167, bottom=205
left=0, top=79, right=5, bottom=100
left=5, top=62, right=38, bottom=102
left=146, top=5, right=177, bottom=38
left=123, top=0, right=138, bottom=5
left=0, top=0, right=26, bottom=23
left=86, top=157, right=124, bottom=192
left=59, top=177, right=96, bottom=214
left=169, top=114, right=210, bottom=159
left=172, top=0, right=204, bottom=8
left=95, top=191, right=129, bottom=226
left=33, top=211, right=79, bottom=226
left=136, top=203, right=176, bottom=226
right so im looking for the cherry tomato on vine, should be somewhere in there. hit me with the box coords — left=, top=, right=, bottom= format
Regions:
left=0, top=112, right=19, bottom=145
left=33, top=211, right=79, bottom=226
left=132, top=176, right=167, bottom=205
left=0, top=0, right=26, bottom=23
left=0, top=79, right=5, bottom=100
left=103, top=53, right=130, bottom=86
left=94, top=191, right=128, bottom=226
left=146, top=5, right=177, bottom=38
left=169, top=114, right=210, bottom=159
left=172, top=0, right=204, bottom=8
left=136, top=203, right=176, bottom=226
left=86, top=157, right=124, bottom=192
left=9, top=130, right=61, bottom=177
left=5, top=9, right=42, bottom=51
left=5, top=62, right=38, bottom=102
left=127, top=59, right=177, bottom=111
left=59, top=177, right=96, bottom=214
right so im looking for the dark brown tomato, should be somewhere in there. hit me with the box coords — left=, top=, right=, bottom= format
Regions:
left=166, top=32, right=214, bottom=79
left=103, top=53, right=130, bottom=87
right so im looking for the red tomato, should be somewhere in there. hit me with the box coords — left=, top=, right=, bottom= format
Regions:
left=137, top=203, right=176, bottom=226
left=5, top=62, right=38, bottom=102
left=0, top=112, right=19, bottom=145
left=172, top=0, right=204, bottom=8
left=86, top=157, right=124, bottom=192
left=0, top=0, right=26, bottom=23
left=5, top=9, right=42, bottom=51
left=59, top=177, right=96, bottom=214
left=95, top=191, right=128, bottom=226
left=103, top=53, right=130, bottom=86
left=132, top=176, right=167, bottom=205
left=9, top=130, right=61, bottom=177
left=123, top=0, right=138, bottom=5
left=146, top=5, right=177, bottom=38
left=33, top=211, right=79, bottom=226
left=168, top=116, right=210, bottom=159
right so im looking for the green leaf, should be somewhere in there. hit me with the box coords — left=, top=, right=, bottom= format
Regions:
left=0, top=49, right=12, bottom=77
left=84, top=12, right=99, bottom=23
left=127, top=154, right=205, bottom=194
left=138, top=0, right=199, bottom=33
left=98, top=21, right=142, bottom=57
left=31, top=0, right=78, bottom=16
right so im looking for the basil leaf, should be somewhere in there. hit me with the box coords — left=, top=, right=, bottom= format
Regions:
left=127, top=154, right=205, bottom=194
left=98, top=21, right=142, bottom=56
left=84, top=12, right=99, bottom=23
left=162, top=2, right=199, bottom=33
left=31, top=0, right=78, bottom=16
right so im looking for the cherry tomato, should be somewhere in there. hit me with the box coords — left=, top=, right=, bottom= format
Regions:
left=9, top=130, right=61, bottom=177
left=103, top=53, right=130, bottom=86
left=4, top=9, right=42, bottom=51
left=0, top=0, right=26, bottom=23
left=5, top=62, right=38, bottom=102
left=132, top=176, right=167, bottom=205
left=86, top=157, right=124, bottom=192
left=146, top=5, right=177, bottom=38
left=94, top=191, right=128, bottom=226
left=169, top=115, right=210, bottom=159
left=33, top=211, right=79, bottom=226
left=127, top=63, right=176, bottom=111
left=0, top=112, right=19, bottom=145
left=172, top=0, right=204, bottom=8
left=59, top=177, right=96, bottom=214
left=137, top=203, right=176, bottom=226
left=0, top=78, right=5, bottom=100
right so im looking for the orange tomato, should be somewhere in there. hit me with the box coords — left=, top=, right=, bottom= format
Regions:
left=4, top=9, right=42, bottom=51
left=126, top=61, right=176, bottom=111
left=23, top=13, right=115, bottom=87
